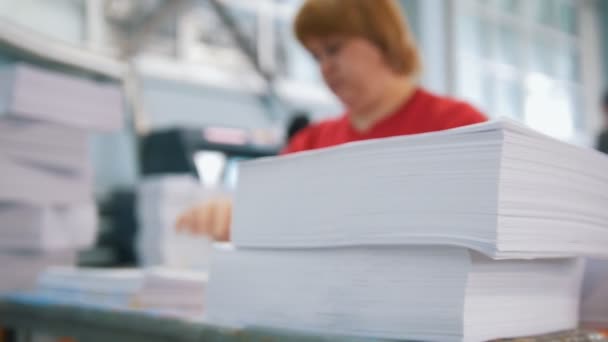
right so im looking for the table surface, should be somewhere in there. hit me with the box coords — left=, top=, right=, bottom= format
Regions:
left=0, top=293, right=383, bottom=342
left=0, top=293, right=605, bottom=342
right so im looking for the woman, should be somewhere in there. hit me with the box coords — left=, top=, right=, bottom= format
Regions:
left=176, top=0, right=487, bottom=241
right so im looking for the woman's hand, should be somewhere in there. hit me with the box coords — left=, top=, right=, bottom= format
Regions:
left=175, top=197, right=232, bottom=242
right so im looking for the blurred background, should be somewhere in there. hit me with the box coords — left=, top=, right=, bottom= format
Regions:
left=0, top=0, right=605, bottom=269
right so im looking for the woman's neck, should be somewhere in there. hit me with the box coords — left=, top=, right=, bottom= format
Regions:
left=349, top=77, right=416, bottom=132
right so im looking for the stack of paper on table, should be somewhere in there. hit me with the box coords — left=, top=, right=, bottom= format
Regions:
left=204, top=119, right=607, bottom=341
left=207, top=245, right=584, bottom=342
left=0, top=62, right=124, bottom=293
left=0, top=154, right=92, bottom=205
left=36, top=267, right=144, bottom=308
left=134, top=268, right=207, bottom=316
left=136, top=175, right=216, bottom=269
left=0, top=250, right=76, bottom=293
left=0, top=118, right=89, bottom=171
left=0, top=62, right=123, bottom=204
left=35, top=267, right=207, bottom=317
left=0, top=203, right=97, bottom=251
left=0, top=63, right=123, bottom=131
left=231, top=119, right=608, bottom=258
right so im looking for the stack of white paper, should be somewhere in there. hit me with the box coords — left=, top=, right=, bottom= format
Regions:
left=207, top=246, right=583, bottom=342
left=0, top=118, right=89, bottom=171
left=136, top=175, right=216, bottom=269
left=0, top=250, right=76, bottom=293
left=231, top=119, right=608, bottom=259
left=134, top=268, right=207, bottom=316
left=0, top=203, right=98, bottom=251
left=35, top=267, right=207, bottom=317
left=580, top=260, right=608, bottom=327
left=0, top=154, right=93, bottom=205
left=36, top=267, right=144, bottom=309
left=0, top=62, right=124, bottom=293
left=0, top=62, right=123, bottom=204
left=0, top=63, right=123, bottom=131
left=205, top=119, right=606, bottom=341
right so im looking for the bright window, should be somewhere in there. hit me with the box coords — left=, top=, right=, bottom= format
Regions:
left=454, top=0, right=584, bottom=140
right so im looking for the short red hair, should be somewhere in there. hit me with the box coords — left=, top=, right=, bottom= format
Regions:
left=294, top=0, right=422, bottom=77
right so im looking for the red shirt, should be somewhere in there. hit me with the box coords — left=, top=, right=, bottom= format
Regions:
left=283, top=88, right=487, bottom=154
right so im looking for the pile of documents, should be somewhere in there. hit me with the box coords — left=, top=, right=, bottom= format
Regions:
left=0, top=203, right=97, bottom=251
left=37, top=267, right=143, bottom=308
left=136, top=175, right=215, bottom=269
left=0, top=63, right=123, bottom=131
left=205, top=120, right=608, bottom=341
left=231, top=120, right=608, bottom=258
left=208, top=245, right=583, bottom=342
left=0, top=63, right=123, bottom=293
left=0, top=120, right=93, bottom=204
left=133, top=268, right=208, bottom=316
left=36, top=266, right=207, bottom=317
left=0, top=250, right=76, bottom=293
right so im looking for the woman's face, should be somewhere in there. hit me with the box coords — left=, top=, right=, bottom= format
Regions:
left=305, top=35, right=394, bottom=110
